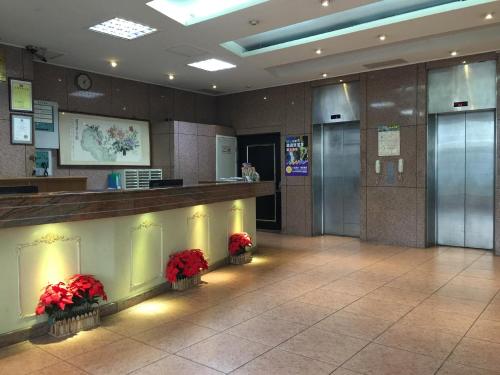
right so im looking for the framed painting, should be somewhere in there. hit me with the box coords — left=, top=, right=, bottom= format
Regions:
left=58, top=112, right=151, bottom=166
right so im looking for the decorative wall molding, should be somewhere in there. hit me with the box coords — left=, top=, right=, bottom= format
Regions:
left=227, top=205, right=245, bottom=243
left=130, top=221, right=164, bottom=290
left=187, top=211, right=210, bottom=258
left=17, top=233, right=81, bottom=318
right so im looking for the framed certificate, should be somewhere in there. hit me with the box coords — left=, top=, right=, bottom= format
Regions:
left=11, top=113, right=34, bottom=145
left=9, top=78, right=33, bottom=113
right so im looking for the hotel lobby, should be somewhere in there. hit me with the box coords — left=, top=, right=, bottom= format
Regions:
left=0, top=0, right=500, bottom=374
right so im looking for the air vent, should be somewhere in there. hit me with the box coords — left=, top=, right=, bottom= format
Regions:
left=26, top=45, right=64, bottom=62
left=122, top=169, right=162, bottom=189
left=198, top=88, right=224, bottom=95
left=363, top=58, right=408, bottom=69
left=166, top=45, right=208, bottom=58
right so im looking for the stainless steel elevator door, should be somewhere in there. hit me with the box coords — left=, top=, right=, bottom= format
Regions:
left=436, top=111, right=495, bottom=250
left=323, top=123, right=360, bottom=236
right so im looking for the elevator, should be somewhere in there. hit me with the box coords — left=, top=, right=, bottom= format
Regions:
left=427, top=60, right=497, bottom=250
left=313, top=82, right=361, bottom=237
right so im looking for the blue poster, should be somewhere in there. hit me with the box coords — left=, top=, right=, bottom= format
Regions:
left=285, top=136, right=309, bottom=176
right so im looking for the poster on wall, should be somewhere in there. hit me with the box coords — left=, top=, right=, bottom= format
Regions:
left=35, top=149, right=53, bottom=176
left=378, top=124, right=400, bottom=156
left=58, top=112, right=151, bottom=166
left=9, top=78, right=33, bottom=113
left=34, top=100, right=59, bottom=149
left=285, top=135, right=309, bottom=176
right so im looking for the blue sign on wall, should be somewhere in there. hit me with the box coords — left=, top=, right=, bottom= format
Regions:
left=285, top=135, right=309, bottom=176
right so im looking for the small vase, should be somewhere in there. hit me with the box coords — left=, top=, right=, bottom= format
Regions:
left=230, top=251, right=253, bottom=265
left=49, top=308, right=100, bottom=338
left=171, top=274, right=201, bottom=291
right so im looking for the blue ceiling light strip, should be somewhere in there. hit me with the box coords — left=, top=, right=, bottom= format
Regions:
left=222, top=0, right=497, bottom=57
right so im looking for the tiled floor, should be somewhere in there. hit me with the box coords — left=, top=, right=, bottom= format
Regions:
left=2, top=232, right=500, bottom=374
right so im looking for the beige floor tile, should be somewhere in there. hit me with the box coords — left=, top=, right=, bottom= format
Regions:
left=131, top=355, right=223, bottom=375
left=231, top=348, right=336, bottom=375
left=480, top=302, right=500, bottom=322
left=132, top=320, right=217, bottom=353
left=28, top=362, right=87, bottom=375
left=343, top=296, right=413, bottom=322
left=400, top=305, right=476, bottom=335
left=0, top=342, right=58, bottom=375
left=344, top=343, right=442, bottom=375
left=295, top=288, right=359, bottom=310
left=449, top=338, right=500, bottom=372
left=278, top=327, right=368, bottom=365
left=437, top=361, right=500, bottom=375
left=226, top=315, right=307, bottom=346
left=332, top=369, right=364, bottom=375
left=435, top=284, right=498, bottom=303
left=177, top=333, right=270, bottom=373
left=344, top=270, right=400, bottom=284
left=375, top=322, right=462, bottom=359
left=323, top=278, right=382, bottom=297
left=101, top=309, right=172, bottom=337
left=181, top=304, right=258, bottom=331
left=316, top=310, right=393, bottom=340
left=467, top=319, right=500, bottom=344
left=366, top=286, right=430, bottom=307
left=387, top=272, right=451, bottom=293
left=419, top=295, right=487, bottom=318
left=223, top=291, right=288, bottom=313
left=67, top=338, right=166, bottom=375
left=263, top=301, right=334, bottom=326
left=32, top=327, right=123, bottom=360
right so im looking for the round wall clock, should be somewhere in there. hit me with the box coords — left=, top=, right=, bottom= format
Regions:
left=75, top=73, right=92, bottom=91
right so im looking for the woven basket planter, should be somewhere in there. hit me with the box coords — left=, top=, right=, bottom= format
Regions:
left=49, top=308, right=100, bottom=338
left=171, top=274, right=201, bottom=291
left=230, top=251, right=253, bottom=265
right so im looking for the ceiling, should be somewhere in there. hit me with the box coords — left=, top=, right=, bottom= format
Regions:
left=0, top=0, right=499, bottom=95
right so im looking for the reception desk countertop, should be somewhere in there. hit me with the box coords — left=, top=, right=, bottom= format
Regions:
left=0, top=181, right=275, bottom=229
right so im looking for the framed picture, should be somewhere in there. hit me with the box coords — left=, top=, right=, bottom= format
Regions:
left=9, top=78, right=33, bottom=113
left=58, top=112, right=151, bottom=166
left=35, top=149, right=53, bottom=176
left=10, top=113, right=34, bottom=145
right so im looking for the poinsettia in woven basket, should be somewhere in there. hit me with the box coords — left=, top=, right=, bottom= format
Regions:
left=166, top=249, right=208, bottom=290
left=228, top=232, right=253, bottom=265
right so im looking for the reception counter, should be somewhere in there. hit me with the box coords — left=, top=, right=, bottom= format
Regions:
left=0, top=181, right=274, bottom=343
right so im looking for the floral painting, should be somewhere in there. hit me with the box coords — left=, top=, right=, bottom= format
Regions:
left=59, top=112, right=150, bottom=166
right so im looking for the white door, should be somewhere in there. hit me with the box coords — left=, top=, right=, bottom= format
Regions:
left=216, top=135, right=237, bottom=179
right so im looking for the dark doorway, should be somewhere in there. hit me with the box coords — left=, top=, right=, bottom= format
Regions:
left=237, top=133, right=281, bottom=231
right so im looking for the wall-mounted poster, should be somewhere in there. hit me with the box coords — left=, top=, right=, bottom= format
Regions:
left=378, top=124, right=400, bottom=156
left=34, top=100, right=60, bottom=149
left=285, top=135, right=309, bottom=176
left=9, top=78, right=33, bottom=113
left=35, top=149, right=53, bottom=176
left=59, top=112, right=151, bottom=166
left=10, top=113, right=33, bottom=145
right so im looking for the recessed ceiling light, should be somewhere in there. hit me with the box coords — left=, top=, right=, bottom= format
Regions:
left=378, top=34, right=387, bottom=41
left=462, top=60, right=467, bottom=64
left=212, top=84, right=217, bottom=89
left=146, top=0, right=270, bottom=26
left=485, top=13, right=494, bottom=20
left=321, top=0, right=330, bottom=7
left=89, top=18, right=157, bottom=40
left=168, top=73, right=175, bottom=80
left=315, top=48, right=323, bottom=55
left=450, top=50, right=458, bottom=56
left=339, top=79, right=343, bottom=82
left=188, top=58, right=236, bottom=72
left=110, top=60, right=118, bottom=68
left=322, top=73, right=328, bottom=78
left=249, top=19, right=260, bottom=26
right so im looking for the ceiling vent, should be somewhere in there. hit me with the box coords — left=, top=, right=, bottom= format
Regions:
left=363, top=58, right=408, bottom=69
left=166, top=45, right=208, bottom=58
left=198, top=88, right=224, bottom=95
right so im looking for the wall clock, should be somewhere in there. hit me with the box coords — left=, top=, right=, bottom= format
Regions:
left=75, top=73, right=92, bottom=91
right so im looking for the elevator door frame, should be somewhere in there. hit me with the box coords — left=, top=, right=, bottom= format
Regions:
left=313, top=121, right=361, bottom=237
left=427, top=109, right=496, bottom=250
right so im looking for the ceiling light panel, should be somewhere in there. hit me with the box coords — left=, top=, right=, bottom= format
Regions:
left=188, top=58, right=236, bottom=71
left=89, top=18, right=157, bottom=40
left=146, top=0, right=270, bottom=26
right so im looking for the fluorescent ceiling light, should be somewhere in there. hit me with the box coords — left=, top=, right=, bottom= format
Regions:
left=188, top=58, right=236, bottom=72
left=146, top=0, right=269, bottom=26
left=89, top=18, right=156, bottom=40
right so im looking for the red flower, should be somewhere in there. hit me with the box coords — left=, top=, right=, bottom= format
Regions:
left=68, top=274, right=108, bottom=302
left=228, top=233, right=253, bottom=256
left=165, top=249, right=209, bottom=282
left=35, top=282, right=75, bottom=315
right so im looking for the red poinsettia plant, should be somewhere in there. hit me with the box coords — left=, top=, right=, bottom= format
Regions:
left=35, top=274, right=107, bottom=321
left=166, top=249, right=209, bottom=282
left=228, top=232, right=253, bottom=256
